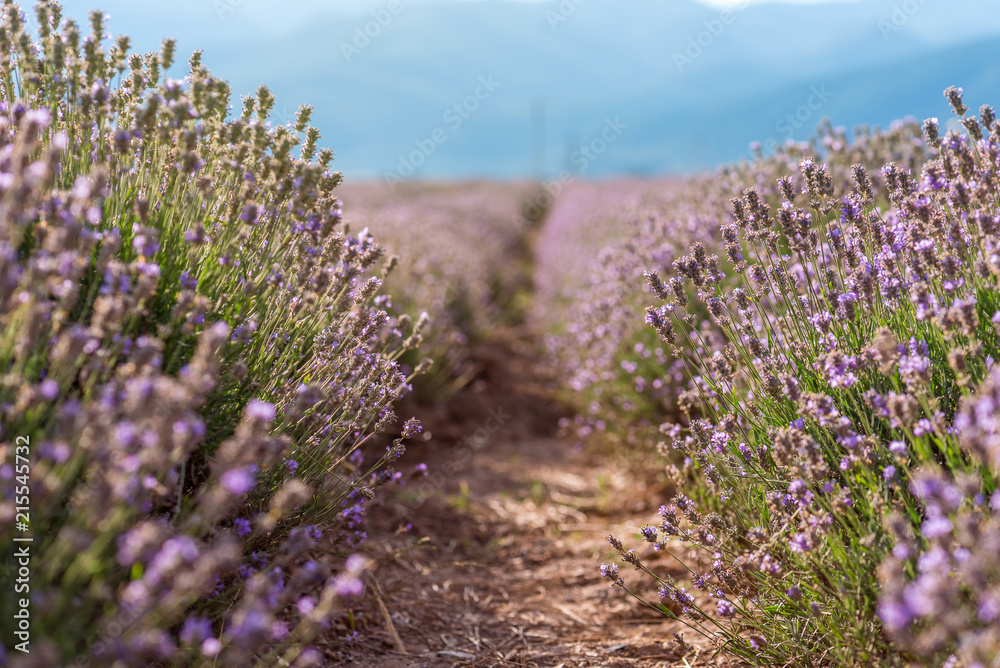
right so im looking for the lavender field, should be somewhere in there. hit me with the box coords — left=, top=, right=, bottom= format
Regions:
left=3, top=1, right=1000, bottom=667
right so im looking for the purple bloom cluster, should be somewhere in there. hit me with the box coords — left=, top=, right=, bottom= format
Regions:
left=539, top=179, right=721, bottom=447
left=879, top=467, right=1000, bottom=665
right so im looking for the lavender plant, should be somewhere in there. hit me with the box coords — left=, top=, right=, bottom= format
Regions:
left=538, top=179, right=712, bottom=447
left=603, top=88, right=1000, bottom=666
left=543, top=119, right=928, bottom=451
left=0, top=2, right=426, bottom=664
left=341, top=180, right=538, bottom=398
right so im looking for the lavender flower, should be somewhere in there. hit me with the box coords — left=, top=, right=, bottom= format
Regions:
left=234, top=518, right=252, bottom=537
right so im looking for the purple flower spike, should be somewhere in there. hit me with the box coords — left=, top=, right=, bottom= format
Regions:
left=39, top=379, right=59, bottom=401
left=246, top=399, right=276, bottom=422
left=234, top=518, right=252, bottom=537
left=221, top=467, right=255, bottom=496
left=717, top=599, right=736, bottom=618
left=180, top=617, right=213, bottom=644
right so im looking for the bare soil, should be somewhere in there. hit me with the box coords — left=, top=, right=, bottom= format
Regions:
left=314, top=335, right=726, bottom=668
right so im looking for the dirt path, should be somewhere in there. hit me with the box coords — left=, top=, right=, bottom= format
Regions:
left=321, top=336, right=721, bottom=668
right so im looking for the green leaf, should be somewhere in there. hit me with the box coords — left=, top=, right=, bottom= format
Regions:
left=656, top=604, right=678, bottom=618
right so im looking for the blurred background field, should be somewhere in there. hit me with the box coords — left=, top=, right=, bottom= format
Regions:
left=338, top=180, right=540, bottom=398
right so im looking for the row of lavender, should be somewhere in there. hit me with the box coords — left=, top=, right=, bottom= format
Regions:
left=0, top=3, right=433, bottom=665
left=540, top=120, right=928, bottom=452
left=339, top=180, right=539, bottom=400
left=547, top=95, right=1000, bottom=664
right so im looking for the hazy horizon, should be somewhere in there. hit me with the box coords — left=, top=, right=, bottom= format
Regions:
left=56, top=0, right=1000, bottom=181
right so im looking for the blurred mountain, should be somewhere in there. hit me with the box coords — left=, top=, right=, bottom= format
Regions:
left=57, top=0, right=1000, bottom=178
